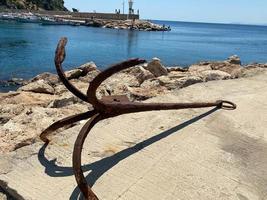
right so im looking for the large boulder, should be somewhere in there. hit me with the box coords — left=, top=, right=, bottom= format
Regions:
left=126, top=66, right=155, bottom=84
left=0, top=104, right=87, bottom=153
left=127, top=86, right=167, bottom=101
left=79, top=69, right=101, bottom=83
left=245, top=63, right=267, bottom=69
left=0, top=104, right=25, bottom=126
left=208, top=61, right=242, bottom=77
left=65, top=62, right=99, bottom=80
left=158, top=75, right=203, bottom=90
left=167, top=66, right=188, bottom=72
left=78, top=62, right=98, bottom=75
left=227, top=55, right=241, bottom=65
left=168, top=71, right=191, bottom=79
left=145, top=58, right=168, bottom=77
left=201, top=70, right=231, bottom=81
left=97, top=72, right=140, bottom=99
left=65, top=69, right=83, bottom=80
left=0, top=92, right=56, bottom=108
left=239, top=66, right=266, bottom=78
left=48, top=95, right=80, bottom=108
left=141, top=79, right=162, bottom=89
left=30, top=72, right=59, bottom=86
left=18, top=80, right=55, bottom=95
left=178, top=76, right=204, bottom=88
left=188, top=64, right=212, bottom=72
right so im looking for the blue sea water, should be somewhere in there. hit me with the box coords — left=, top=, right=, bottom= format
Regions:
left=0, top=20, right=267, bottom=91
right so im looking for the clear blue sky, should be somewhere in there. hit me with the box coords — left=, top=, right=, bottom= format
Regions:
left=65, top=0, right=267, bottom=24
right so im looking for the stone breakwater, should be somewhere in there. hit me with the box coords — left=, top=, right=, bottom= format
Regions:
left=0, top=11, right=170, bottom=31
left=0, top=56, right=267, bottom=154
left=85, top=19, right=171, bottom=31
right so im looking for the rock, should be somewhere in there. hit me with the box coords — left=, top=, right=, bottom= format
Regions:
left=78, top=62, right=98, bottom=75
left=167, top=66, right=188, bottom=73
left=79, top=69, right=101, bottom=83
left=99, top=73, right=140, bottom=98
left=189, top=64, right=212, bottom=72
left=48, top=95, right=81, bottom=108
left=168, top=71, right=191, bottom=79
left=65, top=69, right=83, bottom=80
left=0, top=92, right=55, bottom=108
left=178, top=76, right=203, bottom=88
left=127, top=86, right=167, bottom=101
left=239, top=66, right=266, bottom=78
left=229, top=68, right=243, bottom=79
left=64, top=62, right=99, bottom=81
left=0, top=104, right=25, bottom=121
left=145, top=58, right=168, bottom=77
left=245, top=63, right=267, bottom=69
left=30, top=72, right=59, bottom=86
left=141, top=79, right=162, bottom=89
left=157, top=76, right=177, bottom=90
left=158, top=75, right=203, bottom=90
left=18, top=80, right=55, bottom=94
left=0, top=105, right=86, bottom=153
left=210, top=63, right=242, bottom=77
left=201, top=70, right=231, bottom=81
left=127, top=66, right=155, bottom=84
left=227, top=55, right=241, bottom=65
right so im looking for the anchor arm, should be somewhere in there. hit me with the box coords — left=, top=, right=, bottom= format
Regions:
left=73, top=113, right=103, bottom=200
left=40, top=110, right=97, bottom=143
left=55, top=37, right=90, bottom=103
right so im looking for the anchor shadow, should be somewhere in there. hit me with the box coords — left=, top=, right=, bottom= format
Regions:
left=38, top=107, right=219, bottom=199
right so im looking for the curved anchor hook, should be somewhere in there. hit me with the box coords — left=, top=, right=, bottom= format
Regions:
left=40, top=38, right=236, bottom=199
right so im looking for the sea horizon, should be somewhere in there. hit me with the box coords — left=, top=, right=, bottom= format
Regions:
left=151, top=19, right=267, bottom=27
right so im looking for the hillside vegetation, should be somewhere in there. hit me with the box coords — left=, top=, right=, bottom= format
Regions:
left=0, top=0, right=67, bottom=11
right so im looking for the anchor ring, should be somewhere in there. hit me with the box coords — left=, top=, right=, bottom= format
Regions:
left=219, top=100, right=237, bottom=110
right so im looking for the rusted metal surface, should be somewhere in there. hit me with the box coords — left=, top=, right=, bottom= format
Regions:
left=40, top=37, right=237, bottom=199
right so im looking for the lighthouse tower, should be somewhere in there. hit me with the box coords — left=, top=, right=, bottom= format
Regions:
left=128, top=0, right=134, bottom=15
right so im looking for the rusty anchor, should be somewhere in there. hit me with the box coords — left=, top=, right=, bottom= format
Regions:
left=40, top=38, right=236, bottom=199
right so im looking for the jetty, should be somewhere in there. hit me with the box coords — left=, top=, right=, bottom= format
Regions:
left=0, top=9, right=171, bottom=31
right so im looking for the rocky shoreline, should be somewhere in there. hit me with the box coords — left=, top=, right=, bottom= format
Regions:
left=0, top=56, right=267, bottom=198
left=0, top=55, right=267, bottom=154
left=84, top=19, right=171, bottom=31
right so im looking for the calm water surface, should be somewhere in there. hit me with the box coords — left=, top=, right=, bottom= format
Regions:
left=0, top=20, right=267, bottom=90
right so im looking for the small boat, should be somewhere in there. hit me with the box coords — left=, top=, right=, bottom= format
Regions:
left=0, top=13, right=16, bottom=20
left=40, top=17, right=70, bottom=25
left=16, top=15, right=40, bottom=23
